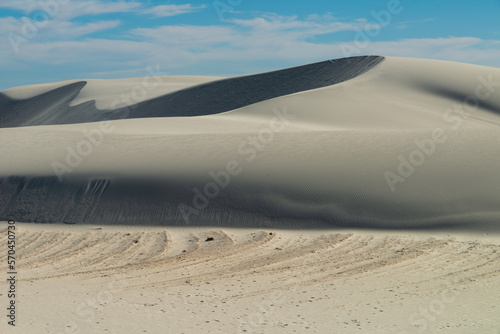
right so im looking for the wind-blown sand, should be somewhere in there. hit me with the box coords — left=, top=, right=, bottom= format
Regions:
left=0, top=224, right=499, bottom=333
left=0, top=56, right=499, bottom=333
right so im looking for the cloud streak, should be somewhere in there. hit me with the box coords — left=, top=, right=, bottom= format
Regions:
left=142, top=4, right=206, bottom=17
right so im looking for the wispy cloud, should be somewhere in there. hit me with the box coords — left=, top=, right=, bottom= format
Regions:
left=396, top=18, right=436, bottom=30
left=127, top=15, right=380, bottom=64
left=0, top=0, right=44, bottom=13
left=11, top=17, right=500, bottom=71
left=0, top=16, right=20, bottom=33
left=2, top=16, right=122, bottom=41
left=132, top=25, right=237, bottom=45
left=53, top=20, right=122, bottom=38
left=142, top=4, right=206, bottom=18
left=231, top=14, right=379, bottom=36
left=0, top=0, right=141, bottom=19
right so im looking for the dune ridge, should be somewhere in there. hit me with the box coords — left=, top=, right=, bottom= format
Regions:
left=0, top=56, right=383, bottom=128
left=0, top=56, right=499, bottom=230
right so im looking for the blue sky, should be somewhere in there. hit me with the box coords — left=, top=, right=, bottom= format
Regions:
left=1, top=0, right=500, bottom=91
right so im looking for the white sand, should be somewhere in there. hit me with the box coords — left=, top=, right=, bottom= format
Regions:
left=0, top=222, right=499, bottom=333
left=2, top=76, right=223, bottom=109
left=0, top=57, right=500, bottom=332
left=1, top=57, right=500, bottom=228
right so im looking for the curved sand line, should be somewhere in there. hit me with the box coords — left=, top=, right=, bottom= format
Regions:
left=1, top=224, right=499, bottom=333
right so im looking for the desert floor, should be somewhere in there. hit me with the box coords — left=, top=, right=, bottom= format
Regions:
left=1, top=222, right=499, bottom=333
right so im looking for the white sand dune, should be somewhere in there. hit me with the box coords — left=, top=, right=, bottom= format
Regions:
left=0, top=56, right=499, bottom=333
left=2, top=76, right=223, bottom=109
left=0, top=56, right=499, bottom=229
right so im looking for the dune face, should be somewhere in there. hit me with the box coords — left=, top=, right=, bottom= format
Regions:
left=0, top=56, right=383, bottom=128
left=1, top=56, right=500, bottom=229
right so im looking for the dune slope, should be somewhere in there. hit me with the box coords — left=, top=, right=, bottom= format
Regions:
left=0, top=56, right=383, bottom=128
left=0, top=56, right=499, bottom=229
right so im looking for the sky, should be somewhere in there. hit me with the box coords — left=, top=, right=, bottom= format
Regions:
left=1, top=0, right=500, bottom=91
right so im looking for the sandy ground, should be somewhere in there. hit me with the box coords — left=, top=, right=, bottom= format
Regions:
left=0, top=222, right=499, bottom=334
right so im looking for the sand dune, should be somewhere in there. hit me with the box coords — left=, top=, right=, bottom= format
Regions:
left=0, top=56, right=499, bottom=333
left=0, top=56, right=382, bottom=127
left=0, top=56, right=499, bottom=229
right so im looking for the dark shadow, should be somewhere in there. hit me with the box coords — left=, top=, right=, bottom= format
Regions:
left=1, top=175, right=499, bottom=232
left=0, top=56, right=384, bottom=128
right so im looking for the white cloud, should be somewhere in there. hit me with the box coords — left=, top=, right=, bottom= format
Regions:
left=346, top=37, right=485, bottom=58
left=10, top=15, right=500, bottom=73
left=2, top=16, right=121, bottom=49
left=10, top=38, right=151, bottom=65
left=1, top=10, right=500, bottom=90
left=142, top=4, right=206, bottom=18
left=132, top=25, right=237, bottom=46
left=0, top=0, right=40, bottom=13
left=231, top=14, right=379, bottom=37
left=49, top=20, right=122, bottom=38
left=0, top=16, right=20, bottom=33
left=395, top=18, right=435, bottom=30
left=7, top=12, right=500, bottom=69
left=0, top=0, right=141, bottom=19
